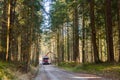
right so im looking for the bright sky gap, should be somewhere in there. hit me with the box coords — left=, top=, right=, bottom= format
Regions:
left=41, top=0, right=51, bottom=31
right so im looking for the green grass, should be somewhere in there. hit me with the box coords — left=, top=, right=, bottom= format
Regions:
left=58, top=62, right=120, bottom=79
left=0, top=61, right=17, bottom=80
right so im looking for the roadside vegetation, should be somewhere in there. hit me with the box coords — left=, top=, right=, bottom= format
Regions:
left=58, top=62, right=120, bottom=79
left=0, top=61, right=17, bottom=80
left=0, top=61, right=38, bottom=80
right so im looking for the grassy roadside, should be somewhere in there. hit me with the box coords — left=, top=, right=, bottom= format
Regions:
left=58, top=62, right=120, bottom=79
left=0, top=61, right=17, bottom=80
left=0, top=61, right=39, bottom=80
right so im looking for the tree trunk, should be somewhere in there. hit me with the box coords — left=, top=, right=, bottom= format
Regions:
left=35, top=34, right=40, bottom=66
left=67, top=25, right=70, bottom=61
left=9, top=0, right=17, bottom=61
left=6, top=0, right=11, bottom=61
left=1, top=0, right=7, bottom=60
left=90, top=0, right=100, bottom=63
left=82, top=4, right=85, bottom=63
left=17, top=35, right=21, bottom=61
left=61, top=26, right=64, bottom=62
left=105, top=0, right=114, bottom=62
left=57, top=29, right=60, bottom=64
left=118, top=0, right=120, bottom=62
left=73, top=0, right=79, bottom=62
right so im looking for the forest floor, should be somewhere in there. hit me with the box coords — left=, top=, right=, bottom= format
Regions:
left=15, top=65, right=38, bottom=80
left=0, top=61, right=38, bottom=80
left=58, top=62, right=120, bottom=80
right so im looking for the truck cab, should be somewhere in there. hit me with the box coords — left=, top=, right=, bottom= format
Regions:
left=42, top=56, right=49, bottom=65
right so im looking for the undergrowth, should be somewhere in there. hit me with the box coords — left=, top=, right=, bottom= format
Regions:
left=58, top=62, right=120, bottom=79
left=0, top=61, right=17, bottom=80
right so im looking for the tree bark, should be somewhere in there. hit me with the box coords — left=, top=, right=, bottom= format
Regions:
left=73, top=0, right=79, bottom=62
left=6, top=0, right=11, bottom=61
left=60, top=26, right=64, bottom=62
left=118, top=0, right=120, bottom=62
left=82, top=4, right=85, bottom=63
left=90, top=0, right=100, bottom=63
left=1, top=0, right=7, bottom=60
left=105, top=0, right=114, bottom=62
left=67, top=24, right=70, bottom=61
left=57, top=29, right=60, bottom=64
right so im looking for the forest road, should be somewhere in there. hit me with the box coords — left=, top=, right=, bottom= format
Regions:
left=34, top=65, right=110, bottom=80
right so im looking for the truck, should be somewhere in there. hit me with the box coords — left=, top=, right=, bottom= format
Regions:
left=42, top=56, right=50, bottom=65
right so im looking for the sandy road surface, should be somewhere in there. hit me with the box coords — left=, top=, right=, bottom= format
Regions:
left=34, top=65, right=111, bottom=80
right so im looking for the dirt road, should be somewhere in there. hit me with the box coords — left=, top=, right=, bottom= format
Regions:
left=34, top=65, right=111, bottom=80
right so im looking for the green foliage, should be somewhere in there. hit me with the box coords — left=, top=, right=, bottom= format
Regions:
left=0, top=61, right=16, bottom=80
left=50, top=0, right=69, bottom=31
left=23, top=0, right=40, bottom=11
left=59, top=62, right=120, bottom=78
left=58, top=62, right=78, bottom=71
left=73, top=63, right=120, bottom=78
left=58, top=62, right=77, bottom=67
